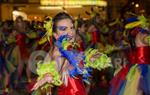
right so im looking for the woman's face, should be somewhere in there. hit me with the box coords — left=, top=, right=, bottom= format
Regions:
left=15, top=18, right=24, bottom=28
left=87, top=25, right=97, bottom=32
left=54, top=18, right=76, bottom=42
left=79, top=24, right=86, bottom=33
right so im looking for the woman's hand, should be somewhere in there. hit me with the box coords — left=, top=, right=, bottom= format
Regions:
left=90, top=52, right=101, bottom=63
left=84, top=48, right=111, bottom=70
left=31, top=74, right=53, bottom=91
left=85, top=49, right=101, bottom=63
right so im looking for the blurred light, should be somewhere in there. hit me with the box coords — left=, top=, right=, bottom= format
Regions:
left=12, top=10, right=20, bottom=15
left=38, top=6, right=62, bottom=10
left=34, top=16, right=37, bottom=19
left=39, top=5, right=82, bottom=10
left=63, top=5, right=82, bottom=8
left=135, top=3, right=139, bottom=8
left=131, top=2, right=135, bottom=5
left=40, top=0, right=107, bottom=7
left=12, top=10, right=27, bottom=20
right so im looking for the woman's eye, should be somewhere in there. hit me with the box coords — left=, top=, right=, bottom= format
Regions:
left=70, top=27, right=75, bottom=32
left=57, top=26, right=67, bottom=31
left=71, top=27, right=74, bottom=30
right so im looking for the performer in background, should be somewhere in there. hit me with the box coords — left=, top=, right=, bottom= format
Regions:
left=109, top=15, right=150, bottom=95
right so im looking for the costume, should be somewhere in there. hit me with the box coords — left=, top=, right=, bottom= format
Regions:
left=109, top=15, right=150, bottom=95
left=31, top=18, right=111, bottom=95
left=32, top=35, right=111, bottom=95
left=15, top=33, right=29, bottom=60
left=110, top=46, right=150, bottom=95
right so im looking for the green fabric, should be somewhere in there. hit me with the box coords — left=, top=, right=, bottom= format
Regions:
left=84, top=48, right=112, bottom=70
left=36, top=61, right=62, bottom=89
left=38, top=19, right=53, bottom=44
left=62, top=40, right=72, bottom=50
left=126, top=64, right=138, bottom=81
left=138, top=15, right=149, bottom=28
left=146, top=35, right=150, bottom=45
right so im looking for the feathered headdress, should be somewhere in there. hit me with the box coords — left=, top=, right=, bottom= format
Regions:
left=125, top=15, right=149, bottom=37
left=38, top=17, right=53, bottom=46
left=125, top=15, right=149, bottom=29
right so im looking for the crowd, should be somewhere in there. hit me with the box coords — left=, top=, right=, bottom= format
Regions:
left=0, top=11, right=149, bottom=95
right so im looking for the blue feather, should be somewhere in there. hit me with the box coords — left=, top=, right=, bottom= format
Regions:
left=126, top=17, right=138, bottom=23
left=56, top=35, right=93, bottom=83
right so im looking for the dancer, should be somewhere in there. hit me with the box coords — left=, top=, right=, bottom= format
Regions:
left=31, top=12, right=111, bottom=95
left=0, top=33, right=10, bottom=94
left=12, top=16, right=32, bottom=84
left=109, top=15, right=150, bottom=95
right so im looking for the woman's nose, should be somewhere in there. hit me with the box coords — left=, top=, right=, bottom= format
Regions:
left=67, top=29, right=74, bottom=36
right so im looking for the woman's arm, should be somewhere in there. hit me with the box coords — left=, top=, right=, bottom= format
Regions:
left=31, top=73, right=53, bottom=91
left=31, top=58, right=62, bottom=91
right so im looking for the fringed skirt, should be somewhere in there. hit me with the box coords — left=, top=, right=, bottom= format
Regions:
left=109, top=64, right=150, bottom=95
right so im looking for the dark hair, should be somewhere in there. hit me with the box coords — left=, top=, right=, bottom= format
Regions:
left=128, top=29, right=136, bottom=50
left=77, top=19, right=85, bottom=28
left=52, top=12, right=74, bottom=32
left=16, top=16, right=23, bottom=22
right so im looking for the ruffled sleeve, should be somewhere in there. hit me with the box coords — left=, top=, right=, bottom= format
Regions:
left=36, top=60, right=62, bottom=89
left=84, top=48, right=112, bottom=70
